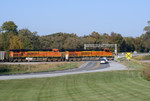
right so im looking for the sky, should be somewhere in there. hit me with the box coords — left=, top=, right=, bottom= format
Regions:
left=0, top=0, right=150, bottom=37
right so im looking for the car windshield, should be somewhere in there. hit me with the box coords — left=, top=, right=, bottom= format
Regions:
left=102, top=57, right=107, bottom=59
left=100, top=59, right=105, bottom=61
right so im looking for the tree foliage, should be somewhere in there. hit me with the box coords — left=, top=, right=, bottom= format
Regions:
left=0, top=21, right=150, bottom=52
left=89, top=31, right=102, bottom=44
left=1, top=21, right=18, bottom=35
left=18, top=29, right=40, bottom=49
left=9, top=35, right=23, bottom=49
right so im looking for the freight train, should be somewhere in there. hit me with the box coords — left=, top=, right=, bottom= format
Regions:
left=0, top=48, right=114, bottom=62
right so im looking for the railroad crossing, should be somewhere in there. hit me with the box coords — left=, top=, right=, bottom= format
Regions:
left=125, top=53, right=132, bottom=60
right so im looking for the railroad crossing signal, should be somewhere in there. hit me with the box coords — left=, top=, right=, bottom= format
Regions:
left=125, top=53, right=132, bottom=60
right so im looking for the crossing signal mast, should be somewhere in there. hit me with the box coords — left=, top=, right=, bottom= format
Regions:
left=84, top=44, right=117, bottom=55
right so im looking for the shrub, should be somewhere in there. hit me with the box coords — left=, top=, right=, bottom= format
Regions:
left=142, top=67, right=150, bottom=81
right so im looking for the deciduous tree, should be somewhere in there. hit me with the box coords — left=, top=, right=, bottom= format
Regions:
left=18, top=29, right=40, bottom=49
left=1, top=21, right=18, bottom=35
left=9, top=35, right=23, bottom=49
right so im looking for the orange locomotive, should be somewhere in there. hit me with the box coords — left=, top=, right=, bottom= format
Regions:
left=9, top=49, right=63, bottom=62
left=65, top=49, right=114, bottom=61
left=9, top=48, right=114, bottom=62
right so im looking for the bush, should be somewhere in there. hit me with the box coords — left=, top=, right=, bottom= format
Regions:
left=143, top=55, right=150, bottom=60
left=0, top=64, right=27, bottom=74
left=142, top=67, right=150, bottom=81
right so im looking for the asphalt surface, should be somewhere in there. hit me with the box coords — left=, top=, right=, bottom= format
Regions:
left=0, top=61, right=127, bottom=80
left=140, top=60, right=150, bottom=63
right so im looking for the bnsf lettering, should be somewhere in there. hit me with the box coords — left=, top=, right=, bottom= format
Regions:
left=82, top=52, right=91, bottom=55
left=13, top=53, right=23, bottom=57
left=70, top=53, right=78, bottom=56
left=27, top=53, right=39, bottom=55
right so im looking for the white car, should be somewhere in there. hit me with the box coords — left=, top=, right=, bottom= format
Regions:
left=100, top=59, right=107, bottom=64
left=102, top=57, right=108, bottom=63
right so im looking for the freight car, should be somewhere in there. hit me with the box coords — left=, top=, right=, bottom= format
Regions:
left=7, top=48, right=114, bottom=62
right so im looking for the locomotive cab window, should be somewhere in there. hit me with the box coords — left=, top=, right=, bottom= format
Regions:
left=52, top=49, right=59, bottom=52
left=105, top=49, right=110, bottom=52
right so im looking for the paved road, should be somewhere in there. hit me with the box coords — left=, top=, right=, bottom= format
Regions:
left=0, top=61, right=128, bottom=80
left=1, top=53, right=148, bottom=80
left=140, top=60, right=150, bottom=63
left=0, top=53, right=148, bottom=80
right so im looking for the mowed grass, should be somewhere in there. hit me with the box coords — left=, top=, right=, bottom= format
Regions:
left=0, top=70, right=150, bottom=101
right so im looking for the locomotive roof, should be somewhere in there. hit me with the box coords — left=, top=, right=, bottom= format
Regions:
left=60, top=49, right=105, bottom=51
left=9, top=49, right=53, bottom=52
left=10, top=48, right=109, bottom=52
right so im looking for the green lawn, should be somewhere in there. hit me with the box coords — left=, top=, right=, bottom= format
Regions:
left=0, top=70, right=150, bottom=101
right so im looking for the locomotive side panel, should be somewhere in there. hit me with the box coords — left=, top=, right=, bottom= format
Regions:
left=9, top=49, right=63, bottom=62
left=66, top=49, right=114, bottom=61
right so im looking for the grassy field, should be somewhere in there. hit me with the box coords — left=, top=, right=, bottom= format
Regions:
left=119, top=55, right=150, bottom=81
left=121, top=59, right=146, bottom=69
left=118, top=55, right=150, bottom=69
left=0, top=62, right=83, bottom=75
left=134, top=55, right=150, bottom=60
left=0, top=70, right=150, bottom=101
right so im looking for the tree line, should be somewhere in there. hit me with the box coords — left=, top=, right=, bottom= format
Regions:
left=0, top=21, right=150, bottom=52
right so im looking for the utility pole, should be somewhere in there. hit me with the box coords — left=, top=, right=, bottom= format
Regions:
left=115, top=44, right=117, bottom=55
